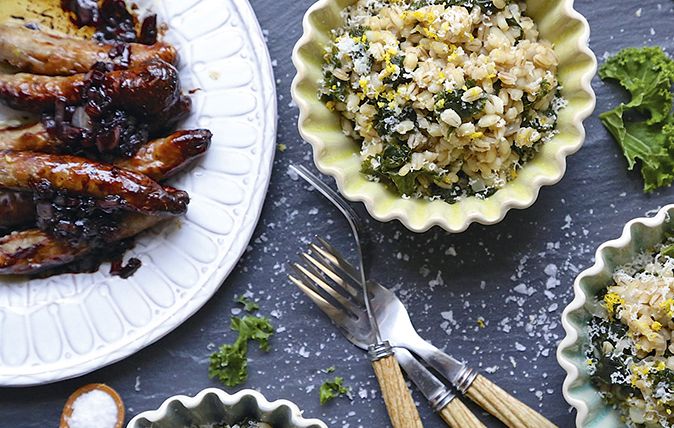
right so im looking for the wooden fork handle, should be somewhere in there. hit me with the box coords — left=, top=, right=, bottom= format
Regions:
left=465, top=374, right=557, bottom=428
left=371, top=354, right=423, bottom=428
left=439, top=397, right=486, bottom=428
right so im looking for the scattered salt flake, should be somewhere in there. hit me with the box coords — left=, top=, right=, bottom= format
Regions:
left=441, top=311, right=454, bottom=323
left=429, top=271, right=444, bottom=289
left=514, top=283, right=535, bottom=296
left=515, top=342, right=527, bottom=352
left=544, top=264, right=558, bottom=277
left=286, top=167, right=299, bottom=181
left=484, top=365, right=499, bottom=374
left=445, top=246, right=457, bottom=256
left=298, top=347, right=310, bottom=358
left=561, top=215, right=572, bottom=230
left=358, top=388, right=368, bottom=399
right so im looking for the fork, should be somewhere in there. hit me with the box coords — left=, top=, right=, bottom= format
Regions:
left=292, top=242, right=485, bottom=428
left=289, top=165, right=422, bottom=428
left=305, top=239, right=558, bottom=428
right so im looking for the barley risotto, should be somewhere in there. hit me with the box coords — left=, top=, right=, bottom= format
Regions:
left=320, top=0, right=563, bottom=202
left=587, top=240, right=674, bottom=427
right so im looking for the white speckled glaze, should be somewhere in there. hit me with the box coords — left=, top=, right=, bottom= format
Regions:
left=0, top=0, right=277, bottom=386
left=127, top=388, right=327, bottom=428
left=291, top=0, right=597, bottom=233
left=558, top=205, right=674, bottom=427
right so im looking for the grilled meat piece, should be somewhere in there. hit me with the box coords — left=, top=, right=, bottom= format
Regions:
left=0, top=23, right=177, bottom=76
left=116, top=129, right=211, bottom=179
left=0, top=191, right=34, bottom=230
left=0, top=59, right=182, bottom=117
left=0, top=213, right=162, bottom=274
left=0, top=151, right=189, bottom=216
left=0, top=123, right=55, bottom=152
left=0, top=129, right=210, bottom=230
left=0, top=124, right=211, bottom=175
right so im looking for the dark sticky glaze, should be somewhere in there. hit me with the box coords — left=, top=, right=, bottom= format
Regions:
left=0, top=125, right=211, bottom=179
left=116, top=129, right=212, bottom=179
left=0, top=191, right=34, bottom=229
left=0, top=123, right=59, bottom=152
left=0, top=59, right=181, bottom=116
left=0, top=151, right=189, bottom=216
left=0, top=129, right=209, bottom=230
left=0, top=213, right=162, bottom=275
left=0, top=23, right=177, bottom=76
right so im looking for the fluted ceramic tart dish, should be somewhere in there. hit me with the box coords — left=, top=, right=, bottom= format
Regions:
left=558, top=205, right=674, bottom=427
left=292, top=0, right=596, bottom=232
left=127, top=388, right=327, bottom=428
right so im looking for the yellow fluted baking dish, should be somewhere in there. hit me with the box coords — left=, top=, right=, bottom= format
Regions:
left=292, top=0, right=596, bottom=232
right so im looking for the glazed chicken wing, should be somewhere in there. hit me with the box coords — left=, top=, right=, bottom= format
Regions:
left=0, top=59, right=182, bottom=117
left=0, top=151, right=189, bottom=216
left=0, top=213, right=162, bottom=274
left=0, top=23, right=177, bottom=76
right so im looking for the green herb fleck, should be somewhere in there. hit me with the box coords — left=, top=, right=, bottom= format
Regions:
left=323, top=366, right=336, bottom=373
left=434, top=89, right=486, bottom=119
left=319, top=376, right=350, bottom=405
left=599, top=46, right=674, bottom=192
left=661, top=244, right=674, bottom=258
left=235, top=295, right=260, bottom=313
left=209, top=315, right=274, bottom=387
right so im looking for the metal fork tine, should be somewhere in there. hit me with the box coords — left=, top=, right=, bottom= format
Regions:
left=312, top=238, right=363, bottom=296
left=308, top=243, right=362, bottom=299
left=289, top=274, right=349, bottom=326
left=298, top=254, right=361, bottom=314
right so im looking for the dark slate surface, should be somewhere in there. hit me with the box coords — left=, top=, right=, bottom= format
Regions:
left=1, top=1, right=674, bottom=427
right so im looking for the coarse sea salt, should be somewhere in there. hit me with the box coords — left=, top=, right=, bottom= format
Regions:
left=68, top=389, right=118, bottom=428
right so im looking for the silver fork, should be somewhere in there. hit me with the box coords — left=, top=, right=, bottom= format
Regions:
left=306, top=239, right=558, bottom=428
left=291, top=242, right=486, bottom=428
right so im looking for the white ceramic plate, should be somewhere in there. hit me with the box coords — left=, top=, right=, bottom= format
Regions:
left=0, top=0, right=276, bottom=386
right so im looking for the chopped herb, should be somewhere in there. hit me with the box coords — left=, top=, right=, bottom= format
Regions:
left=323, top=366, right=336, bottom=373
left=235, top=295, right=260, bottom=313
left=209, top=315, right=274, bottom=387
left=587, top=316, right=632, bottom=393
left=661, top=243, right=674, bottom=258
left=413, top=0, right=499, bottom=13
left=373, top=104, right=417, bottom=137
left=319, top=376, right=350, bottom=405
left=434, top=89, right=486, bottom=119
left=599, top=46, right=674, bottom=192
left=383, top=55, right=411, bottom=86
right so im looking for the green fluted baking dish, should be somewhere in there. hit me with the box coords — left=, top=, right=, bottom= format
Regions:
left=292, top=0, right=597, bottom=232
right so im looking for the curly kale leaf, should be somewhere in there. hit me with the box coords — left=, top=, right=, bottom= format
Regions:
left=599, top=46, right=674, bottom=192
left=601, top=105, right=674, bottom=192
left=319, top=376, right=350, bottom=405
left=600, top=47, right=674, bottom=125
left=208, top=315, right=274, bottom=387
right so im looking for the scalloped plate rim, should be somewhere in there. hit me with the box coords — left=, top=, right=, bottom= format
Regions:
left=0, top=0, right=277, bottom=386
